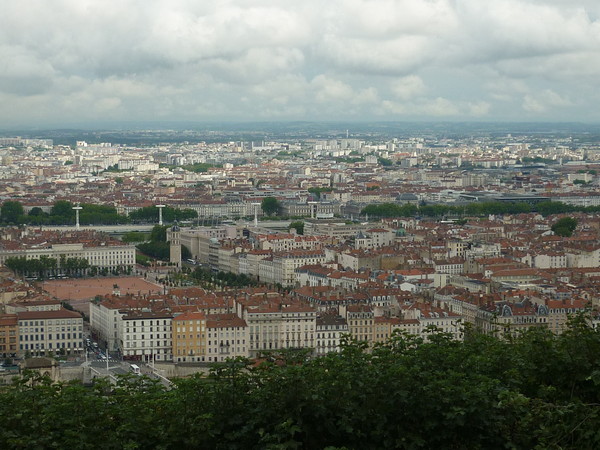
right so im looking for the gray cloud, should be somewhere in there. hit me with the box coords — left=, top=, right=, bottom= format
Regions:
left=1, top=0, right=599, bottom=126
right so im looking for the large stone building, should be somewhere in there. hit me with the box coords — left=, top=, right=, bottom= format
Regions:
left=89, top=297, right=128, bottom=352
left=303, top=219, right=368, bottom=239
left=17, top=309, right=84, bottom=357
left=173, top=226, right=237, bottom=262
left=0, top=229, right=135, bottom=272
left=258, top=250, right=327, bottom=286
left=118, top=311, right=173, bottom=362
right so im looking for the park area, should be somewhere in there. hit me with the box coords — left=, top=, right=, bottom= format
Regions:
left=40, top=276, right=163, bottom=316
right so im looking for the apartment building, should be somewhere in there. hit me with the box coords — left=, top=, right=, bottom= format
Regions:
left=205, top=313, right=248, bottom=362
left=90, top=297, right=127, bottom=352
left=0, top=314, right=18, bottom=358
left=315, top=314, right=348, bottom=355
left=346, top=304, right=374, bottom=343
left=119, top=311, right=173, bottom=362
left=279, top=304, right=316, bottom=350
left=245, top=304, right=282, bottom=357
left=172, top=311, right=207, bottom=363
left=17, top=309, right=84, bottom=356
left=492, top=301, right=550, bottom=337
left=258, top=250, right=327, bottom=286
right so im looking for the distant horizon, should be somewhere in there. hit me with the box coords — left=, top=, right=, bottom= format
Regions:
left=3, top=120, right=600, bottom=133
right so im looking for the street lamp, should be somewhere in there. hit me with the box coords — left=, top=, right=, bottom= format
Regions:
left=251, top=202, right=261, bottom=227
left=73, top=204, right=83, bottom=230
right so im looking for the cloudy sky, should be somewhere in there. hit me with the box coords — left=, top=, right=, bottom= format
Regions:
left=1, top=0, right=600, bottom=127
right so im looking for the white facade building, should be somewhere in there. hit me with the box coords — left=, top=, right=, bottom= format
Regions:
left=315, top=314, right=348, bottom=356
left=17, top=309, right=84, bottom=357
left=0, top=243, right=136, bottom=271
left=119, top=312, right=173, bottom=362
left=205, top=313, right=248, bottom=362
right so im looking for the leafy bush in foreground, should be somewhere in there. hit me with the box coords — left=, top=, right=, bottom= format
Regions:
left=1, top=316, right=600, bottom=449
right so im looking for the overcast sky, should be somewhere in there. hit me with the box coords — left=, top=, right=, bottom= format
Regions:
left=1, top=0, right=600, bottom=127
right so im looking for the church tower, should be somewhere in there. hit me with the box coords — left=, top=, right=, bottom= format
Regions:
left=170, top=222, right=181, bottom=267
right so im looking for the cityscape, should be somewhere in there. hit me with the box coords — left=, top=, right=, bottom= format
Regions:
left=2, top=0, right=600, bottom=448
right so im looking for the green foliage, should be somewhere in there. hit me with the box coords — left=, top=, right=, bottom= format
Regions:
left=121, top=231, right=149, bottom=243
left=261, top=197, right=281, bottom=216
left=1, top=200, right=24, bottom=224
left=135, top=225, right=185, bottom=261
left=137, top=242, right=170, bottom=260
left=362, top=202, right=418, bottom=218
left=2, top=321, right=600, bottom=448
left=5, top=255, right=90, bottom=278
left=189, top=267, right=258, bottom=288
left=129, top=206, right=197, bottom=223
left=27, top=207, right=46, bottom=217
left=378, top=157, right=393, bottom=166
left=535, top=201, right=576, bottom=216
left=334, top=156, right=363, bottom=164
left=276, top=150, right=303, bottom=159
left=103, top=163, right=122, bottom=172
left=552, top=217, right=578, bottom=237
left=521, top=156, right=556, bottom=164
left=150, top=225, right=168, bottom=242
left=0, top=201, right=127, bottom=226
left=181, top=163, right=220, bottom=172
left=136, top=253, right=152, bottom=266
left=50, top=200, right=74, bottom=218
left=360, top=200, right=596, bottom=219
left=130, top=206, right=159, bottom=223
left=307, top=187, right=333, bottom=199
left=288, top=221, right=304, bottom=235
left=79, top=204, right=128, bottom=225
left=161, top=162, right=220, bottom=172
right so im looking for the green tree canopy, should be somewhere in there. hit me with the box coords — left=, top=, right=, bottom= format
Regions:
left=289, top=221, right=304, bottom=235
left=129, top=206, right=197, bottom=223
left=359, top=200, right=592, bottom=219
left=121, top=231, right=149, bottom=243
left=361, top=202, right=418, bottom=218
left=150, top=225, right=168, bottom=242
left=27, top=207, right=46, bottom=217
left=137, top=241, right=170, bottom=260
left=261, top=197, right=281, bottom=216
left=552, top=217, right=578, bottom=237
left=307, top=187, right=333, bottom=199
left=50, top=200, right=74, bottom=218
left=1, top=201, right=24, bottom=224
left=2, top=319, right=600, bottom=448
